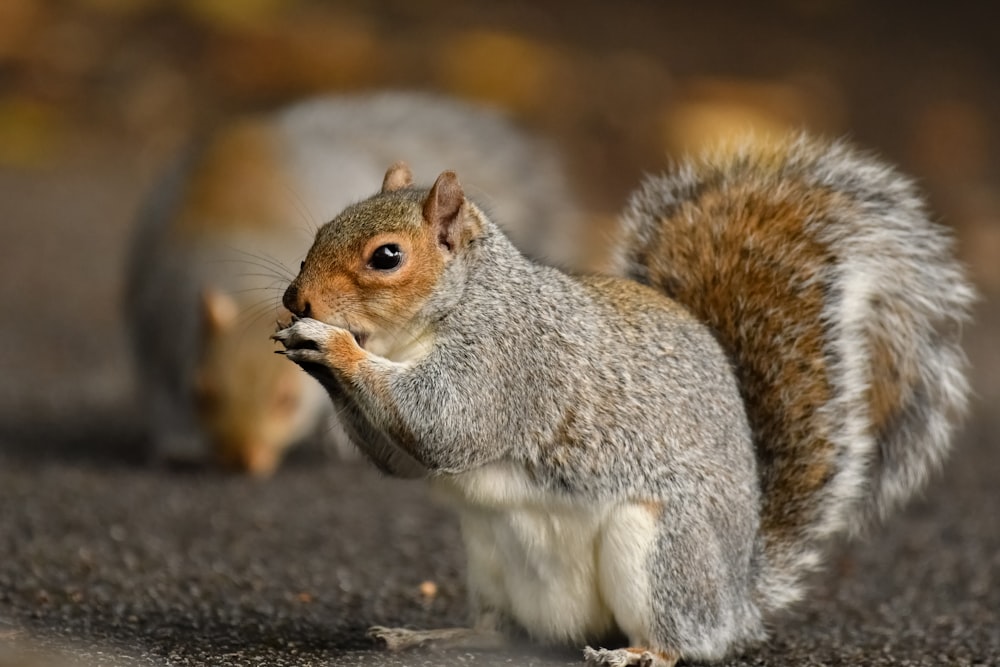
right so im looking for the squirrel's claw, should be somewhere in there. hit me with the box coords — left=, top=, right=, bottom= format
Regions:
left=282, top=348, right=327, bottom=367
left=272, top=314, right=301, bottom=336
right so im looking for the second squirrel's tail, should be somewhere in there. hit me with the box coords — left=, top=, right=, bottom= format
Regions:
left=612, top=134, right=974, bottom=613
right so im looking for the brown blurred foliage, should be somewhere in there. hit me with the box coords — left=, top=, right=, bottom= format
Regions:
left=0, top=0, right=997, bottom=290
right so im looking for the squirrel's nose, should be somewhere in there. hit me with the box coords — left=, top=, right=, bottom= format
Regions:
left=282, top=284, right=311, bottom=318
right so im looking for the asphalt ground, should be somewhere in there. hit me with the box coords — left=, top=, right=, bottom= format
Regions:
left=0, top=398, right=998, bottom=667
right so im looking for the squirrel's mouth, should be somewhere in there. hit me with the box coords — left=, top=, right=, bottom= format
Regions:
left=350, top=330, right=369, bottom=349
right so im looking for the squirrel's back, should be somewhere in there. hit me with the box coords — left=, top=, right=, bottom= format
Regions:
left=613, top=134, right=974, bottom=611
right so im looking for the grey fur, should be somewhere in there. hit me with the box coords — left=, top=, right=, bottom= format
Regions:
left=279, top=202, right=765, bottom=659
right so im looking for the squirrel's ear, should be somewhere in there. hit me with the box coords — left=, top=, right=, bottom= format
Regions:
left=423, top=170, right=469, bottom=252
left=202, top=288, right=239, bottom=333
left=381, top=161, right=413, bottom=192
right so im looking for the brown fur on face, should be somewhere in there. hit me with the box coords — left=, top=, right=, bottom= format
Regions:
left=287, top=220, right=446, bottom=341
left=284, top=169, right=480, bottom=347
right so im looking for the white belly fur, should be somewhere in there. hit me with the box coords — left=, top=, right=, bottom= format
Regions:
left=432, top=463, right=658, bottom=645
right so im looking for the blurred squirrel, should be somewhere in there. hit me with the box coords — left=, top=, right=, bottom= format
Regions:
left=273, top=134, right=973, bottom=665
left=124, top=91, right=583, bottom=475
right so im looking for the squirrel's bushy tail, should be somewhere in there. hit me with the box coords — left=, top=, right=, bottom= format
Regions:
left=613, top=134, right=974, bottom=613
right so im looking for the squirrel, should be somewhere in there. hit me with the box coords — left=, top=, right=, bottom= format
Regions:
left=272, top=133, right=973, bottom=665
left=123, top=91, right=583, bottom=475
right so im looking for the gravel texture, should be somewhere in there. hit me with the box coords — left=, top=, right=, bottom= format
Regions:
left=0, top=401, right=998, bottom=667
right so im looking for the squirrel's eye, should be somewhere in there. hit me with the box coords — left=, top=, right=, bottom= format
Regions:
left=299, top=261, right=305, bottom=271
left=368, top=243, right=403, bottom=271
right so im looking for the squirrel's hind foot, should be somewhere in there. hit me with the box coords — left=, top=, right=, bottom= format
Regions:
left=583, top=646, right=679, bottom=667
left=368, top=625, right=507, bottom=653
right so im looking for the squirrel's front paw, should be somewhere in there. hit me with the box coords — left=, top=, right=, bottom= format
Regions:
left=273, top=317, right=333, bottom=360
left=273, top=318, right=365, bottom=374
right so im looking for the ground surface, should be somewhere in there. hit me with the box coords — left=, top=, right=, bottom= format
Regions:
left=1, top=405, right=998, bottom=667
left=1, top=3, right=999, bottom=666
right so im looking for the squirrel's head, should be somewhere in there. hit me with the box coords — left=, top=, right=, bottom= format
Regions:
left=196, top=289, right=322, bottom=476
left=282, top=162, right=483, bottom=356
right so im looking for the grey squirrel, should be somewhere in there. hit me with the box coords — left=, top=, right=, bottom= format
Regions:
left=123, top=91, right=583, bottom=475
left=272, top=134, right=973, bottom=665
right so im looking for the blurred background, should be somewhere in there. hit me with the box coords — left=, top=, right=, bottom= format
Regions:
left=0, top=1, right=997, bottom=665
left=0, top=0, right=997, bottom=421
left=1, top=0, right=998, bottom=422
